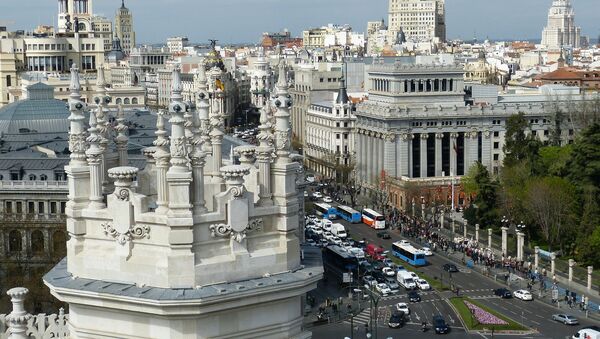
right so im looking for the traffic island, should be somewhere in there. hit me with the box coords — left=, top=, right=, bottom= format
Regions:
left=449, top=297, right=531, bottom=333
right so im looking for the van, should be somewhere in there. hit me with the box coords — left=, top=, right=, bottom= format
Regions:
left=573, top=329, right=600, bottom=339
left=331, top=223, right=347, bottom=238
left=397, top=270, right=417, bottom=290
left=366, top=244, right=385, bottom=260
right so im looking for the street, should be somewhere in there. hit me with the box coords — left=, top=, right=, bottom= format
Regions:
left=309, top=214, right=600, bottom=339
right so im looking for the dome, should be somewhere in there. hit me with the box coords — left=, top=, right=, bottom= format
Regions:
left=0, top=83, right=71, bottom=135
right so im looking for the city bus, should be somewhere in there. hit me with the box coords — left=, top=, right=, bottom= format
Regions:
left=322, top=245, right=359, bottom=283
left=392, top=242, right=427, bottom=267
left=314, top=203, right=338, bottom=220
left=336, top=205, right=361, bottom=223
left=361, top=208, right=385, bottom=229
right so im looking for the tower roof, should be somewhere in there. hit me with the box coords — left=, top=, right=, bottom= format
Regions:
left=336, top=77, right=349, bottom=104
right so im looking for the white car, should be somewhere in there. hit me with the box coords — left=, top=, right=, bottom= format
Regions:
left=331, top=236, right=343, bottom=245
left=323, top=196, right=333, bottom=203
left=375, top=283, right=392, bottom=296
left=382, top=267, right=396, bottom=277
left=321, top=220, right=332, bottom=232
left=395, top=302, right=410, bottom=315
left=513, top=290, right=533, bottom=301
left=323, top=232, right=334, bottom=241
left=313, top=192, right=323, bottom=199
left=409, top=272, right=419, bottom=280
left=422, top=247, right=433, bottom=256
left=416, top=279, right=431, bottom=290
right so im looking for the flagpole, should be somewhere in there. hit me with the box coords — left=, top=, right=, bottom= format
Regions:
left=451, top=172, right=455, bottom=211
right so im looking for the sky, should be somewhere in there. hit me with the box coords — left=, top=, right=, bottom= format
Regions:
left=1, top=0, right=598, bottom=44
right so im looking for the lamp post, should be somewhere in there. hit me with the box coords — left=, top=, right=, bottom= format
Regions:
left=363, top=285, right=381, bottom=339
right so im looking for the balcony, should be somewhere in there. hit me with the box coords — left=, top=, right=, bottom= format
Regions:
left=0, top=181, right=68, bottom=191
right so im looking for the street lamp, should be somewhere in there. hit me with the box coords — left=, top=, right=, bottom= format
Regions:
left=362, top=285, right=381, bottom=339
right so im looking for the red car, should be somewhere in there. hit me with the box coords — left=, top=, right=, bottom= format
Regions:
left=366, top=244, right=385, bottom=260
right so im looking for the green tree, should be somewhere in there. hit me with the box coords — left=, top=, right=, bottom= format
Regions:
left=503, top=113, right=530, bottom=167
left=462, top=162, right=499, bottom=229
left=567, top=123, right=600, bottom=189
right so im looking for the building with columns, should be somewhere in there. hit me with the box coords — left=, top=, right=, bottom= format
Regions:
left=355, top=61, right=598, bottom=210
left=541, top=0, right=581, bottom=50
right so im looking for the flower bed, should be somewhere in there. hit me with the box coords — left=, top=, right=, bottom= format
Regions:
left=464, top=300, right=508, bottom=325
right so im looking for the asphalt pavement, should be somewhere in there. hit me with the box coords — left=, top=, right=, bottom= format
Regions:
left=317, top=216, right=600, bottom=339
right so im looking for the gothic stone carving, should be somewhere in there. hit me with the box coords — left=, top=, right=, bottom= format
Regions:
left=101, top=222, right=150, bottom=246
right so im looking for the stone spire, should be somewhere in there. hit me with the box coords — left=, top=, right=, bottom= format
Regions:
left=96, top=65, right=106, bottom=95
left=272, top=59, right=292, bottom=163
left=67, top=64, right=88, bottom=167
left=86, top=109, right=105, bottom=209
left=190, top=92, right=207, bottom=215
left=153, top=110, right=170, bottom=214
left=335, top=76, right=350, bottom=105
left=166, top=66, right=192, bottom=217
left=114, top=104, right=129, bottom=166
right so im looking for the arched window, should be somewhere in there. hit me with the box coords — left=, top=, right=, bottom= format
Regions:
left=52, top=230, right=67, bottom=257
left=132, top=98, right=138, bottom=105
left=124, top=98, right=130, bottom=105
left=29, top=174, right=37, bottom=181
left=116, top=98, right=122, bottom=104
left=40, top=174, right=48, bottom=181
left=31, top=230, right=45, bottom=255
left=9, top=230, right=22, bottom=253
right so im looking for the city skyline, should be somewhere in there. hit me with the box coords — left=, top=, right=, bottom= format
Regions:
left=2, top=0, right=598, bottom=44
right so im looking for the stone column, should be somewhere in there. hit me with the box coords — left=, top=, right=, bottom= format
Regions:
left=501, top=226, right=508, bottom=257
left=516, top=231, right=524, bottom=261
left=408, top=133, right=414, bottom=178
left=115, top=105, right=129, bottom=167
left=256, top=109, right=273, bottom=206
left=587, top=266, right=593, bottom=290
left=466, top=131, right=479, bottom=172
left=463, top=220, right=468, bottom=238
left=451, top=217, right=456, bottom=234
left=420, top=133, right=428, bottom=178
left=85, top=109, right=104, bottom=209
left=568, top=259, right=575, bottom=282
left=378, top=135, right=384, bottom=179
left=481, top=130, right=492, bottom=170
left=383, top=133, right=396, bottom=176
left=367, top=133, right=373, bottom=182
left=534, top=246, right=540, bottom=269
left=435, top=132, right=443, bottom=177
left=488, top=228, right=493, bottom=248
left=449, top=132, right=458, bottom=176
left=190, top=120, right=207, bottom=215
left=6, top=287, right=31, bottom=339
left=440, top=212, right=445, bottom=229
left=153, top=112, right=170, bottom=214
left=475, top=224, right=480, bottom=242
left=550, top=252, right=556, bottom=276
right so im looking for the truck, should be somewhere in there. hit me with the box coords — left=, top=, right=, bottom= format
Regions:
left=397, top=270, right=417, bottom=290
left=366, top=244, right=385, bottom=261
left=330, top=223, right=347, bottom=238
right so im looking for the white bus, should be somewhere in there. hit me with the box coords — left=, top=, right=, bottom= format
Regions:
left=361, top=208, right=385, bottom=229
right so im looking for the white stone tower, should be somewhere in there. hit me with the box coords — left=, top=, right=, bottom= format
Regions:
left=541, top=0, right=581, bottom=49
left=58, top=0, right=94, bottom=33
left=44, top=57, right=321, bottom=339
left=250, top=47, right=274, bottom=109
left=115, top=0, right=136, bottom=54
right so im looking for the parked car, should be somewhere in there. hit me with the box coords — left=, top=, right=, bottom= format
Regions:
left=422, top=247, right=433, bottom=256
left=375, top=283, right=392, bottom=296
left=494, top=288, right=512, bottom=298
left=407, top=290, right=421, bottom=302
left=513, top=289, right=533, bottom=301
left=416, top=279, right=431, bottom=290
left=395, top=302, right=410, bottom=315
left=443, top=263, right=459, bottom=272
left=388, top=312, right=405, bottom=328
left=433, top=315, right=449, bottom=334
left=377, top=231, right=391, bottom=239
left=323, top=196, right=333, bottom=203
left=552, top=314, right=579, bottom=325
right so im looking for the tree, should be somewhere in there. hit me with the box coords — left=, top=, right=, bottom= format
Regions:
left=567, top=123, right=600, bottom=189
left=523, top=176, right=575, bottom=251
left=503, top=113, right=530, bottom=167
left=462, top=162, right=500, bottom=229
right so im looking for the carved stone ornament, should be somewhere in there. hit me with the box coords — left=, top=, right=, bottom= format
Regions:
left=170, top=136, right=187, bottom=157
left=116, top=188, right=130, bottom=201
left=101, top=222, right=150, bottom=245
left=68, top=133, right=87, bottom=153
left=209, top=218, right=263, bottom=244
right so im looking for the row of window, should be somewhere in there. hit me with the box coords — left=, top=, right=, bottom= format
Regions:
left=6, top=229, right=66, bottom=255
left=0, top=172, right=65, bottom=181
left=4, top=200, right=66, bottom=215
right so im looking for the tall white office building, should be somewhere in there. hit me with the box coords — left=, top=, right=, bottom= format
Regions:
left=541, top=0, right=581, bottom=50
left=387, top=0, right=446, bottom=43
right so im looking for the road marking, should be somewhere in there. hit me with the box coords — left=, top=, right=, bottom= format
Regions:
left=531, top=320, right=541, bottom=325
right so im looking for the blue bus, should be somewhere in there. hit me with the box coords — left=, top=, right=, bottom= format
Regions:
left=392, top=242, right=427, bottom=267
left=336, top=205, right=361, bottom=223
left=322, top=245, right=359, bottom=283
left=314, top=203, right=338, bottom=219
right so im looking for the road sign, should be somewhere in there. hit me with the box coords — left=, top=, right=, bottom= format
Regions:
left=552, top=289, right=558, bottom=300
left=343, top=272, right=353, bottom=283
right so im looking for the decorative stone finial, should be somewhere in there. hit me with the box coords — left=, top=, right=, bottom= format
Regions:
left=96, top=65, right=106, bottom=88
left=6, top=287, right=31, bottom=339
left=220, top=165, right=250, bottom=198
left=69, top=63, right=81, bottom=95
left=171, top=66, right=183, bottom=101
left=115, top=104, right=129, bottom=166
left=235, top=145, right=257, bottom=165
left=108, top=166, right=138, bottom=200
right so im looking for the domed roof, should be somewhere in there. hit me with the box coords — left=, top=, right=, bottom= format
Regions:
left=0, top=83, right=71, bottom=135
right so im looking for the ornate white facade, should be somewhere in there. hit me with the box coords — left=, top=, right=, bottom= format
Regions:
left=37, top=62, right=321, bottom=338
left=541, top=0, right=581, bottom=50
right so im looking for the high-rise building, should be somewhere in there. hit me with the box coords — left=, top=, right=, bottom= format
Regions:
left=541, top=0, right=581, bottom=50
left=114, top=0, right=136, bottom=55
left=387, top=0, right=445, bottom=43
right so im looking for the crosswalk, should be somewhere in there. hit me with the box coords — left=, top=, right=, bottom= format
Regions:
left=344, top=307, right=388, bottom=326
